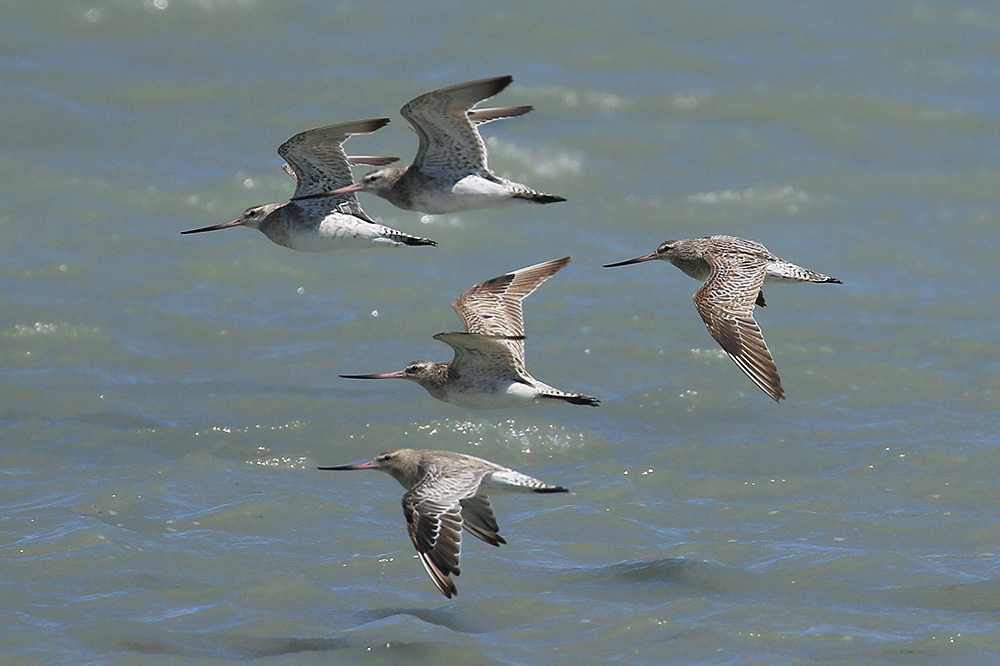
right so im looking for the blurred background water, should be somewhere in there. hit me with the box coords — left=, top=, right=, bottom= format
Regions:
left=3, top=0, right=1000, bottom=663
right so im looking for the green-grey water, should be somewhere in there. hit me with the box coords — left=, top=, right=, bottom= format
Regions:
left=4, top=1, right=1000, bottom=664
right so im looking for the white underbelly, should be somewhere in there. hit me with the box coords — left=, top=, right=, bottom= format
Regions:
left=282, top=215, right=406, bottom=251
left=441, top=380, right=541, bottom=409
left=415, top=175, right=520, bottom=215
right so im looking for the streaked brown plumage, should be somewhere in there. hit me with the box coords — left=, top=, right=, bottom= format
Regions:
left=341, top=256, right=600, bottom=408
left=604, top=235, right=841, bottom=401
left=319, top=448, right=568, bottom=598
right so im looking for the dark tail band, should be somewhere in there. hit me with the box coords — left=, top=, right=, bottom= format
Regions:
left=542, top=393, right=600, bottom=407
left=514, top=192, right=567, bottom=205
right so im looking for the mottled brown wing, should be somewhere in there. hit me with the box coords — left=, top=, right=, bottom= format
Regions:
left=693, top=255, right=785, bottom=401
left=401, top=75, right=513, bottom=175
left=447, top=256, right=570, bottom=374
left=401, top=464, right=485, bottom=598
left=451, top=256, right=571, bottom=337
left=434, top=332, right=528, bottom=381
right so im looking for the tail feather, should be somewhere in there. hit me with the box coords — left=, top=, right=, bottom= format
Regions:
left=532, top=486, right=569, bottom=493
left=514, top=192, right=567, bottom=205
left=396, top=233, right=437, bottom=247
left=540, top=393, right=600, bottom=407
left=769, top=262, right=842, bottom=284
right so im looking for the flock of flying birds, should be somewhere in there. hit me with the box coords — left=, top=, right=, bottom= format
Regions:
left=182, top=75, right=841, bottom=598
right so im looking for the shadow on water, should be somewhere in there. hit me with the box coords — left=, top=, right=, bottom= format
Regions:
left=356, top=606, right=487, bottom=634
left=75, top=621, right=442, bottom=660
left=120, top=634, right=344, bottom=659
left=560, top=557, right=731, bottom=595
left=568, top=558, right=1000, bottom=620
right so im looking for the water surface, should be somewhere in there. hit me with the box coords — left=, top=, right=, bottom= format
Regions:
left=3, top=1, right=1000, bottom=664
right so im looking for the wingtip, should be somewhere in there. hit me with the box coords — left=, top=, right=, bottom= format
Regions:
left=753, top=375, right=785, bottom=402
left=363, top=117, right=392, bottom=133
left=463, top=74, right=514, bottom=104
left=424, top=559, right=459, bottom=599
left=404, top=236, right=438, bottom=247
left=541, top=255, right=572, bottom=272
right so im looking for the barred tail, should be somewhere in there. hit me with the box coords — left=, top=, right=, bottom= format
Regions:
left=514, top=192, right=567, bottom=205
left=541, top=392, right=600, bottom=407
left=398, top=233, right=437, bottom=247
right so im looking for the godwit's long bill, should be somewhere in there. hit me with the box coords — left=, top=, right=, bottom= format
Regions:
left=292, top=76, right=565, bottom=215
left=341, top=256, right=599, bottom=408
left=604, top=235, right=841, bottom=401
left=180, top=118, right=436, bottom=250
left=318, top=448, right=568, bottom=598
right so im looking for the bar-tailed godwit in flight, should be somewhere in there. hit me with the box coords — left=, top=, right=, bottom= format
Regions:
left=604, top=235, right=841, bottom=401
left=341, top=256, right=599, bottom=408
left=181, top=118, right=436, bottom=249
left=294, top=76, right=566, bottom=215
left=318, top=448, right=568, bottom=598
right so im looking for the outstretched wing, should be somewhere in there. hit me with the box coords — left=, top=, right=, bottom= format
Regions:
left=451, top=256, right=571, bottom=338
left=693, top=255, right=785, bottom=402
left=401, top=75, right=513, bottom=176
left=401, top=464, right=488, bottom=598
left=278, top=118, right=391, bottom=210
